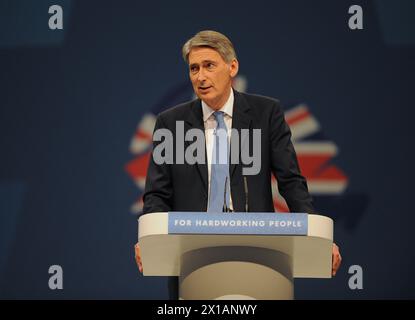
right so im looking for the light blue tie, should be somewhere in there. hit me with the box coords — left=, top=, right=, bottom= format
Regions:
left=208, top=111, right=230, bottom=212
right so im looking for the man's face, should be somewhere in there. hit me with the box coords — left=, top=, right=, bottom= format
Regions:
left=188, top=47, right=238, bottom=110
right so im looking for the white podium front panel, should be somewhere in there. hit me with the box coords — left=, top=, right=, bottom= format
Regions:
left=138, top=213, right=333, bottom=278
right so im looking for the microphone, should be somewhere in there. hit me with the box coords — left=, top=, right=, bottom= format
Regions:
left=244, top=176, right=249, bottom=212
left=223, top=176, right=230, bottom=212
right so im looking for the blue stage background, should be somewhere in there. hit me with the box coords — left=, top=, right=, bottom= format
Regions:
left=0, top=0, right=414, bottom=299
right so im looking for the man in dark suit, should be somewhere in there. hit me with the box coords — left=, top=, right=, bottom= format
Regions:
left=135, top=30, right=341, bottom=298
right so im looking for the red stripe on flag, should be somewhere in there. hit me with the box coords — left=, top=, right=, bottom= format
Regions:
left=134, top=129, right=152, bottom=141
left=286, top=109, right=310, bottom=126
left=297, top=155, right=348, bottom=182
left=124, top=152, right=151, bottom=179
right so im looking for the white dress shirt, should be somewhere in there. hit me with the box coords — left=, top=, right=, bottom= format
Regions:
left=201, top=89, right=234, bottom=211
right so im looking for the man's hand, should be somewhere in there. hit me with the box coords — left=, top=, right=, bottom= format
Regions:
left=134, top=243, right=143, bottom=273
left=332, top=242, right=342, bottom=276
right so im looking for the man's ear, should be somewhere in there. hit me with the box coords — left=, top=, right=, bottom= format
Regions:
left=230, top=59, right=239, bottom=78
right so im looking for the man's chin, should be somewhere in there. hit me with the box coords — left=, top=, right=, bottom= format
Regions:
left=198, top=92, right=215, bottom=101
left=198, top=89, right=213, bottom=96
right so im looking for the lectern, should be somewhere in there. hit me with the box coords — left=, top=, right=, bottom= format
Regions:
left=138, top=212, right=333, bottom=300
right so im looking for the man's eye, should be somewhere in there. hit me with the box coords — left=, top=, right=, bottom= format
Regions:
left=207, top=63, right=214, bottom=69
left=190, top=66, right=198, bottom=73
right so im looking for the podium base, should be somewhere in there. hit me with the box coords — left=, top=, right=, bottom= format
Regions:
left=179, top=246, right=294, bottom=300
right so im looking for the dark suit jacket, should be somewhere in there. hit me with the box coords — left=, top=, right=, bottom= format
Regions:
left=141, top=90, right=315, bottom=215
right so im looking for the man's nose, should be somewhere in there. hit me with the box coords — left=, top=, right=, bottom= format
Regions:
left=197, top=68, right=207, bottom=82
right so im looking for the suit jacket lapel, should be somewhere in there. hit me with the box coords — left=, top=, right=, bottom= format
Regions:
left=185, top=99, right=209, bottom=196
left=230, top=90, right=252, bottom=179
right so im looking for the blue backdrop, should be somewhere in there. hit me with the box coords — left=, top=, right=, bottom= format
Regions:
left=0, top=0, right=414, bottom=299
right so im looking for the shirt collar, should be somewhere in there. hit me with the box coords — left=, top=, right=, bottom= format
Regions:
left=202, top=88, right=234, bottom=122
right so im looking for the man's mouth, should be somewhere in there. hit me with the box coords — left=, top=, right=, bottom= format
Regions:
left=199, top=86, right=212, bottom=92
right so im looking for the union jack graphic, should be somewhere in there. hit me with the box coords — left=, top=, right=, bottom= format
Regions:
left=125, top=76, right=367, bottom=230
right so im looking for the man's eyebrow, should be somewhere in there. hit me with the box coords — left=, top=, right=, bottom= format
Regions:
left=201, top=59, right=216, bottom=64
left=189, top=60, right=216, bottom=67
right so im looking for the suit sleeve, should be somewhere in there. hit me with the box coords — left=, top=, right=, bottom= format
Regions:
left=141, top=114, right=174, bottom=216
left=269, top=101, right=316, bottom=213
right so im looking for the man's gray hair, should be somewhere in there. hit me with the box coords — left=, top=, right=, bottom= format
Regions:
left=182, top=30, right=237, bottom=64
